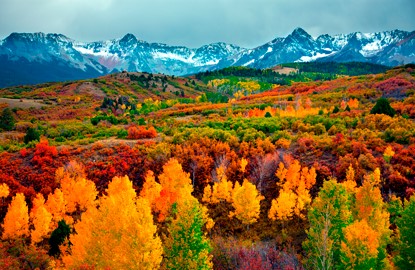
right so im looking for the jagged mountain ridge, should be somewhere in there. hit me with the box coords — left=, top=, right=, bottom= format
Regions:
left=219, top=28, right=413, bottom=69
left=0, top=28, right=414, bottom=87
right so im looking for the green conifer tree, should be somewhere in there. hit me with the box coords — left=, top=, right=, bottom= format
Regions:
left=0, top=108, right=15, bottom=131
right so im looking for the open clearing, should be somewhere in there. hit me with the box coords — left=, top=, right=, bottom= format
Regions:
left=0, top=97, right=50, bottom=109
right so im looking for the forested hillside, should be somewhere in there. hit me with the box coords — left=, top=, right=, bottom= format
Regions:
left=0, top=64, right=415, bottom=269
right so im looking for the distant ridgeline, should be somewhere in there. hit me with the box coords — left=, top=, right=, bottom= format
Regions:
left=281, top=62, right=389, bottom=76
left=195, top=63, right=390, bottom=86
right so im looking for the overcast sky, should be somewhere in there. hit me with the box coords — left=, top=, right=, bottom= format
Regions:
left=1, top=0, right=414, bottom=48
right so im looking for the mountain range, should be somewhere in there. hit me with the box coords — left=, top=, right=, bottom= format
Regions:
left=0, top=28, right=414, bottom=87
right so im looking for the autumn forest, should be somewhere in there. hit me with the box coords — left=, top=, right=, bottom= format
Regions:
left=0, top=63, right=415, bottom=269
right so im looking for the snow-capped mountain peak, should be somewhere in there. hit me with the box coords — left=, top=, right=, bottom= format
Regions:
left=0, top=28, right=414, bottom=87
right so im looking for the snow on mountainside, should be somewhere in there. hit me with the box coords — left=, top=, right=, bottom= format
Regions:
left=0, top=28, right=414, bottom=87
left=225, top=28, right=414, bottom=69
left=69, top=34, right=244, bottom=75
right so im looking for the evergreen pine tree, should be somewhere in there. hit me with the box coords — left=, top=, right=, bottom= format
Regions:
left=0, top=108, right=15, bottom=131
left=370, top=97, right=395, bottom=117
left=48, top=220, right=71, bottom=257
left=24, top=127, right=40, bottom=144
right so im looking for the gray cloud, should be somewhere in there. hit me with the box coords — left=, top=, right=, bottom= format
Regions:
left=0, top=0, right=414, bottom=48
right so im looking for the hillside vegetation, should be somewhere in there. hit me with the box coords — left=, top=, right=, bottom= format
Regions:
left=0, top=63, right=415, bottom=269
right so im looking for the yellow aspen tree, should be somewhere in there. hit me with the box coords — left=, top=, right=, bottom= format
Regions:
left=346, top=164, right=355, bottom=182
left=63, top=175, right=163, bottom=270
left=296, top=181, right=312, bottom=218
left=2, top=193, right=29, bottom=240
left=363, top=167, right=381, bottom=187
left=301, top=166, right=317, bottom=189
left=229, top=179, right=264, bottom=225
left=57, top=161, right=97, bottom=214
left=201, top=205, right=215, bottom=231
left=140, top=170, right=162, bottom=210
left=383, top=146, right=395, bottom=163
left=0, top=183, right=9, bottom=198
left=202, top=185, right=213, bottom=204
left=269, top=160, right=316, bottom=221
left=268, top=189, right=297, bottom=221
left=343, top=165, right=357, bottom=193
left=355, top=169, right=389, bottom=232
left=210, top=166, right=233, bottom=204
left=46, top=188, right=70, bottom=227
left=340, top=219, right=380, bottom=269
left=30, top=193, right=52, bottom=244
left=61, top=176, right=97, bottom=215
left=275, top=162, right=288, bottom=185
left=158, top=158, right=191, bottom=192
left=0, top=183, right=9, bottom=206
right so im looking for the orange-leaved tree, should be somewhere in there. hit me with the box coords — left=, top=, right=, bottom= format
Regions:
left=340, top=168, right=391, bottom=269
left=340, top=219, right=380, bottom=268
left=154, top=158, right=194, bottom=221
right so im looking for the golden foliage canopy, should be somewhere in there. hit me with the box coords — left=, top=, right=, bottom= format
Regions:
left=63, top=175, right=163, bottom=270
left=2, top=193, right=29, bottom=240
left=229, top=179, right=264, bottom=225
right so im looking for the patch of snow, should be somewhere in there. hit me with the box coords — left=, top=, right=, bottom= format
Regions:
left=75, top=46, right=108, bottom=57
left=331, top=34, right=349, bottom=49
left=362, top=33, right=375, bottom=39
left=296, top=52, right=335, bottom=62
left=200, top=59, right=219, bottom=66
left=242, top=59, right=255, bottom=66
left=359, top=35, right=400, bottom=57
left=360, top=41, right=383, bottom=57
left=152, top=51, right=196, bottom=64
left=363, top=42, right=381, bottom=51
left=259, top=47, right=273, bottom=60
left=73, top=46, right=94, bottom=55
